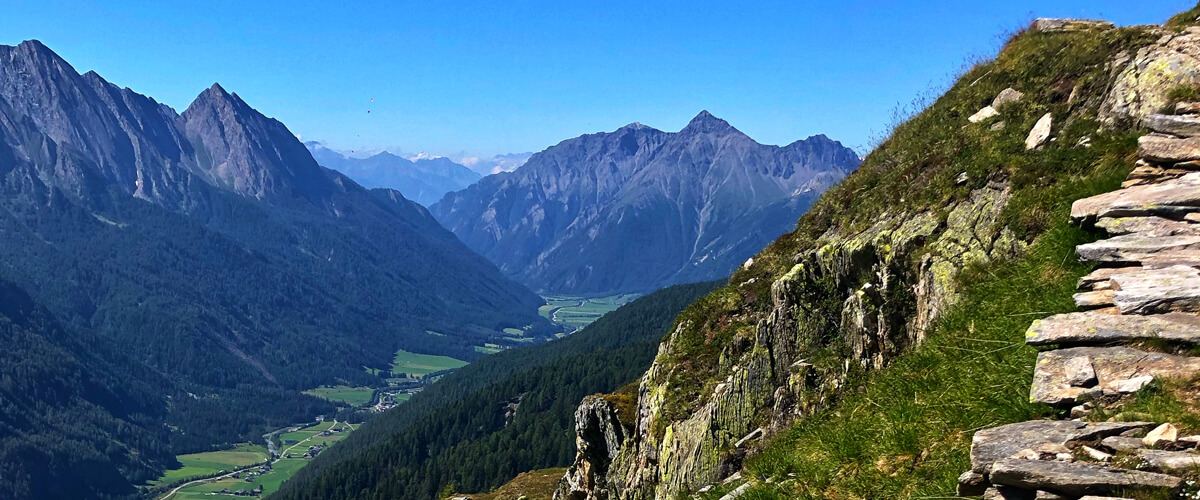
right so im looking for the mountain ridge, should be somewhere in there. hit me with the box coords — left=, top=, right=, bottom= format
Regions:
left=429, top=111, right=860, bottom=294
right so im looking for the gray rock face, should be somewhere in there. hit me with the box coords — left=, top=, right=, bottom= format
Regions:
left=970, top=421, right=1151, bottom=474
left=1145, top=113, right=1200, bottom=138
left=1111, top=265, right=1200, bottom=314
left=556, top=396, right=631, bottom=500
left=1026, top=311, right=1200, bottom=346
left=429, top=111, right=861, bottom=294
left=1102, top=29, right=1200, bottom=124
left=1071, top=173, right=1200, bottom=222
left=989, top=458, right=1181, bottom=496
left=1032, top=346, right=1200, bottom=405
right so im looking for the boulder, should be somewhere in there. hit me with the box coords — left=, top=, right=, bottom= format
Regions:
left=1071, top=173, right=1200, bottom=222
left=1026, top=311, right=1200, bottom=348
left=993, top=88, right=1025, bottom=108
left=1101, top=30, right=1200, bottom=124
left=1026, top=113, right=1053, bottom=150
left=1110, top=265, right=1200, bottom=314
left=971, top=106, right=1000, bottom=123
left=1140, top=133, right=1200, bottom=163
left=1075, top=233, right=1200, bottom=264
left=1095, top=216, right=1200, bottom=237
left=1143, top=423, right=1179, bottom=447
left=1032, top=346, right=1200, bottom=406
left=989, top=458, right=1182, bottom=496
left=1145, top=113, right=1200, bottom=137
left=970, top=421, right=1153, bottom=473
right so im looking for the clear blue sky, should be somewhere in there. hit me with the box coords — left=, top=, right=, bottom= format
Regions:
left=1, top=1, right=1194, bottom=157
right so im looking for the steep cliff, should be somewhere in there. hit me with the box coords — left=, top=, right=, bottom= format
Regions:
left=558, top=16, right=1200, bottom=500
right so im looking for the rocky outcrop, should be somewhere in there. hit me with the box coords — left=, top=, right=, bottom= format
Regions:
left=556, top=397, right=631, bottom=500
left=556, top=177, right=1026, bottom=499
left=1101, top=27, right=1200, bottom=125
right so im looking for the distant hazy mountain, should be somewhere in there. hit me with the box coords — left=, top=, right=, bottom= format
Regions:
left=0, top=40, right=550, bottom=497
left=306, top=143, right=481, bottom=206
left=430, top=111, right=860, bottom=294
left=459, top=151, right=534, bottom=175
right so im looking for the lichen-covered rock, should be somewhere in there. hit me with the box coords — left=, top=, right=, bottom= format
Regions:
left=1139, top=134, right=1200, bottom=163
left=1110, top=265, right=1200, bottom=314
left=556, top=396, right=631, bottom=500
left=1102, top=29, right=1200, bottom=125
left=553, top=180, right=1032, bottom=499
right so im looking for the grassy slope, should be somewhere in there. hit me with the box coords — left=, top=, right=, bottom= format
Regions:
left=652, top=19, right=1157, bottom=442
left=631, top=14, right=1200, bottom=500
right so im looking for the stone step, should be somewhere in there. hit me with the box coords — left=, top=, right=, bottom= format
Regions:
left=1078, top=267, right=1142, bottom=290
left=1025, top=311, right=1200, bottom=346
left=970, top=421, right=1153, bottom=474
left=1145, top=114, right=1200, bottom=138
left=1139, top=134, right=1200, bottom=163
left=1095, top=216, right=1200, bottom=237
left=1178, top=102, right=1200, bottom=115
left=1111, top=265, right=1200, bottom=314
left=1076, top=233, right=1200, bottom=264
left=1031, top=346, right=1200, bottom=406
left=989, top=458, right=1182, bottom=497
left=1071, top=173, right=1200, bottom=222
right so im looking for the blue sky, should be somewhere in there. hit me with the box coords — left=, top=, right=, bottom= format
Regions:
left=1, top=1, right=1194, bottom=158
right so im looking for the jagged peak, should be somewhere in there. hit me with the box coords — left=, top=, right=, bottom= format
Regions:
left=681, top=110, right=741, bottom=136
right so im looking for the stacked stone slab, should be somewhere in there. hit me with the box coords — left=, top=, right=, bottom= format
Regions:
left=960, top=105, right=1200, bottom=499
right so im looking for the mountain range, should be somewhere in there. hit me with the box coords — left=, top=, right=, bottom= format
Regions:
left=429, top=112, right=861, bottom=294
left=0, top=39, right=551, bottom=497
left=305, top=143, right=482, bottom=206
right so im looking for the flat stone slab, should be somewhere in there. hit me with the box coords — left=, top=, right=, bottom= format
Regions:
left=1140, top=134, right=1200, bottom=163
left=1095, top=217, right=1200, bottom=236
left=971, top=421, right=1153, bottom=473
left=1111, top=265, right=1200, bottom=314
left=1076, top=233, right=1200, bottom=264
left=1075, top=290, right=1115, bottom=309
left=1026, top=311, right=1200, bottom=346
left=1032, top=346, right=1200, bottom=406
left=1071, top=173, right=1200, bottom=222
left=1145, top=114, right=1200, bottom=138
left=990, top=458, right=1182, bottom=496
left=1136, top=449, right=1200, bottom=472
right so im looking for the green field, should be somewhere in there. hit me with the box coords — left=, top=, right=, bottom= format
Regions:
left=150, top=443, right=269, bottom=487
left=539, top=294, right=640, bottom=331
left=160, top=422, right=359, bottom=499
left=302, top=385, right=375, bottom=406
left=389, top=349, right=468, bottom=378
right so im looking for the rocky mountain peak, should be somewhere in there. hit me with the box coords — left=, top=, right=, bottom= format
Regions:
left=681, top=110, right=740, bottom=136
